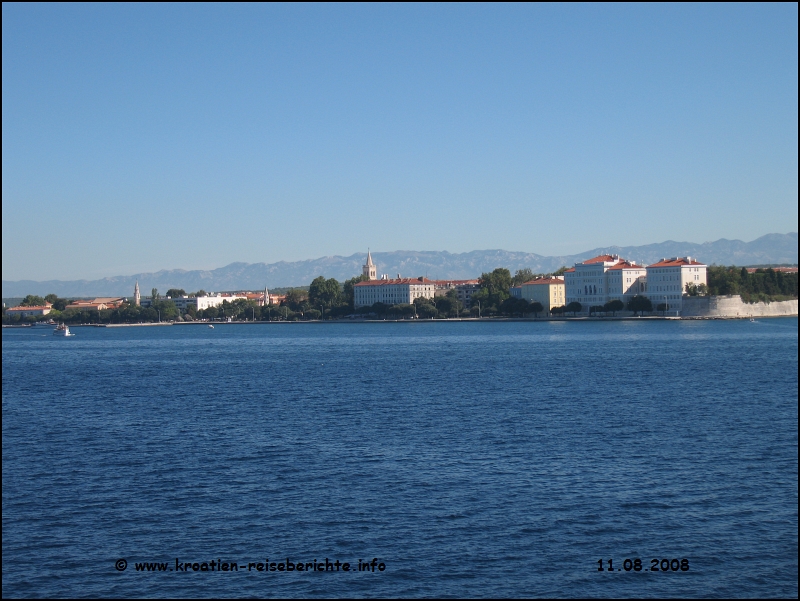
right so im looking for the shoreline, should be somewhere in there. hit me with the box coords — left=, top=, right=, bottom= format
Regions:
left=4, top=315, right=797, bottom=329
left=42, top=315, right=800, bottom=327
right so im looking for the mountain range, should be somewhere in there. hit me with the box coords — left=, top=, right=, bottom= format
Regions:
left=3, top=233, right=797, bottom=298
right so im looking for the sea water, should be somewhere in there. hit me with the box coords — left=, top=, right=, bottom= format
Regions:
left=2, top=319, right=797, bottom=597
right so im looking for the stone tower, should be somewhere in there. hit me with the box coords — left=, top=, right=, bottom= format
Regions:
left=134, top=280, right=141, bottom=306
left=363, top=250, right=377, bottom=280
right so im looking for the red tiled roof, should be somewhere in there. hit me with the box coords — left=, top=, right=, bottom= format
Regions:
left=7, top=304, right=52, bottom=311
left=608, top=260, right=644, bottom=271
left=564, top=268, right=576, bottom=273
left=355, top=277, right=434, bottom=287
left=648, top=257, right=706, bottom=268
left=582, top=254, right=618, bottom=264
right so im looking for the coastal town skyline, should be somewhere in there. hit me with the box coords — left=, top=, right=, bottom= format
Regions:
left=2, top=232, right=796, bottom=298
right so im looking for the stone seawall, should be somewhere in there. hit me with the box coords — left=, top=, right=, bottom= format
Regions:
left=681, top=296, right=798, bottom=318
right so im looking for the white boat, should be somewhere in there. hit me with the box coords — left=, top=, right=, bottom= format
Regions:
left=208, top=324, right=215, bottom=329
left=53, top=323, right=73, bottom=337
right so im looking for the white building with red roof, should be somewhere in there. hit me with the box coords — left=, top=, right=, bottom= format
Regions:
left=645, top=257, right=706, bottom=312
left=565, top=254, right=624, bottom=309
left=564, top=254, right=648, bottom=311
left=354, top=276, right=435, bottom=309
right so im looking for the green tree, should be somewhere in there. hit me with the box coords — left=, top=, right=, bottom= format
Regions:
left=45, top=294, right=58, bottom=304
left=480, top=268, right=512, bottom=297
left=190, top=290, right=207, bottom=297
left=308, top=276, right=342, bottom=310
left=565, top=301, right=582, bottom=316
left=283, top=288, right=308, bottom=311
left=627, top=295, right=652, bottom=316
left=414, top=297, right=437, bottom=318
left=499, top=296, right=529, bottom=316
left=512, top=268, right=537, bottom=286
left=151, top=288, right=159, bottom=301
left=552, top=266, right=569, bottom=277
left=604, top=299, right=624, bottom=316
left=530, top=301, right=544, bottom=317
left=477, top=268, right=512, bottom=312
left=152, top=299, right=178, bottom=321
left=436, top=290, right=463, bottom=317
left=20, top=295, right=47, bottom=306
left=166, top=288, right=186, bottom=298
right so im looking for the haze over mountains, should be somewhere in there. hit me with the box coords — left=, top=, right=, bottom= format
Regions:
left=3, top=233, right=797, bottom=298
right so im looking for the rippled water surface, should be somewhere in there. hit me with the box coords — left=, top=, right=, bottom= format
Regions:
left=3, top=319, right=798, bottom=598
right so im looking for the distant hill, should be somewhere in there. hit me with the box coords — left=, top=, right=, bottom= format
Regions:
left=3, top=233, right=796, bottom=298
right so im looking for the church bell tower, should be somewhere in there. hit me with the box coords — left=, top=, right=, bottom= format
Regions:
left=363, top=250, right=377, bottom=280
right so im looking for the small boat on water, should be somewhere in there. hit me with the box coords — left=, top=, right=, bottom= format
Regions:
left=53, top=323, right=73, bottom=337
left=208, top=324, right=215, bottom=329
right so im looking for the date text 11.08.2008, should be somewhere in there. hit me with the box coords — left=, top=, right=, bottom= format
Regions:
left=598, top=558, right=689, bottom=572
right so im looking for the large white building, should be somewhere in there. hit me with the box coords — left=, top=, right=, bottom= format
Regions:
left=645, top=257, right=707, bottom=312
left=354, top=252, right=435, bottom=308
left=354, top=277, right=436, bottom=308
left=564, top=254, right=646, bottom=309
left=564, top=253, right=707, bottom=313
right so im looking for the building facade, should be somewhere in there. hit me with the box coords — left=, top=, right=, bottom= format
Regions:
left=65, top=298, right=125, bottom=311
left=6, top=304, right=52, bottom=318
left=433, top=280, right=481, bottom=306
left=645, top=257, right=707, bottom=312
left=606, top=260, right=647, bottom=304
left=354, top=277, right=435, bottom=308
left=520, top=277, right=565, bottom=312
left=565, top=255, right=647, bottom=310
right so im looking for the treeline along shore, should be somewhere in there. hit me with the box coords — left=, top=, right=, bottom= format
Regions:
left=3, top=266, right=797, bottom=325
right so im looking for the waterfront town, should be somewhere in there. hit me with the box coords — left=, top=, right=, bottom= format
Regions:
left=3, top=251, right=798, bottom=324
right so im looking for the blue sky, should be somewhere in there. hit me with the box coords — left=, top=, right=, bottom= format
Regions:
left=3, top=3, right=797, bottom=281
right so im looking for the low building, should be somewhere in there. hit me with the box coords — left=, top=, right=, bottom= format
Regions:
left=142, top=294, right=248, bottom=311
left=520, top=277, right=565, bottom=312
left=433, top=279, right=481, bottom=306
left=65, top=298, right=125, bottom=311
left=645, top=257, right=707, bottom=312
left=510, top=286, right=522, bottom=298
left=6, top=304, right=52, bottom=317
left=354, top=277, right=435, bottom=308
left=745, top=267, right=798, bottom=274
